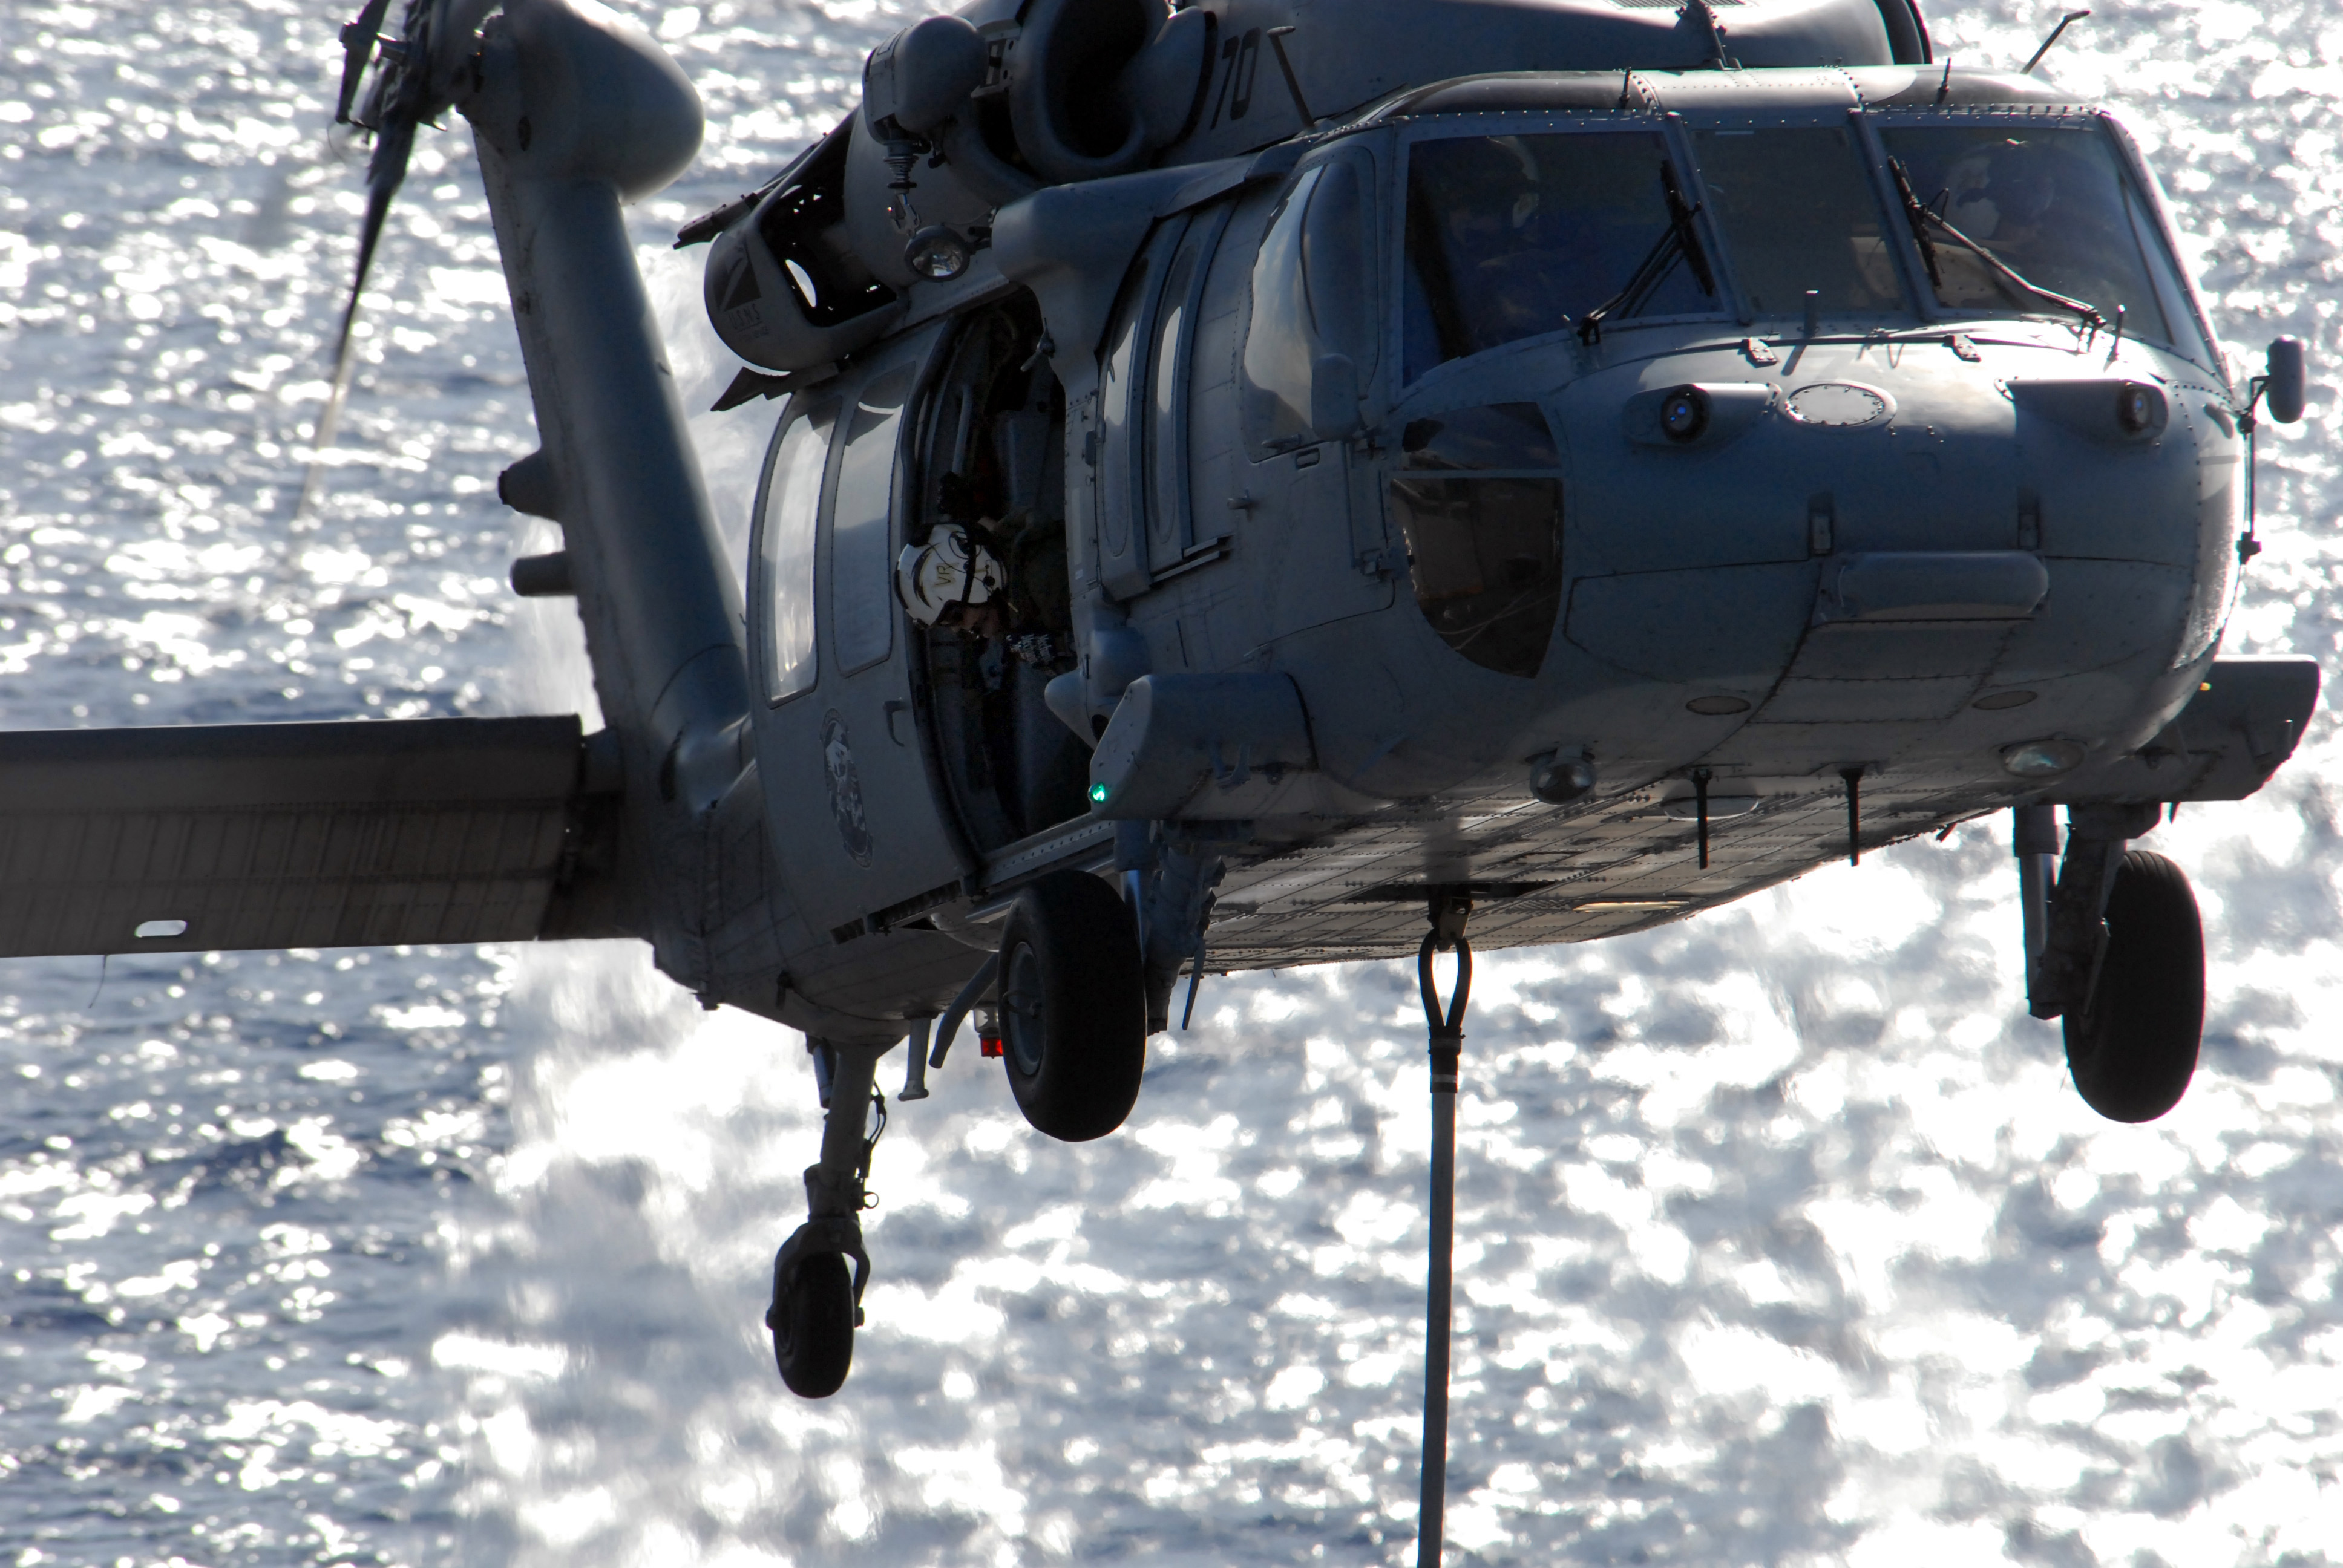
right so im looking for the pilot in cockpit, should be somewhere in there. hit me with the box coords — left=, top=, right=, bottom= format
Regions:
left=1414, top=134, right=1608, bottom=348
left=1942, top=143, right=2054, bottom=247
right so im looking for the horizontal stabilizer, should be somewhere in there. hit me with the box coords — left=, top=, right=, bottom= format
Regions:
left=0, top=716, right=588, bottom=958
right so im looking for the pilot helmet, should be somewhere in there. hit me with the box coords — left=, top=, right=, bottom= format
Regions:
left=896, top=523, right=1006, bottom=627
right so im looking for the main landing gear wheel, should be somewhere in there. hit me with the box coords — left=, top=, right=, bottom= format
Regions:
left=767, top=1246, right=856, bottom=1399
left=2065, top=850, right=2205, bottom=1123
left=998, top=869, right=1147, bottom=1142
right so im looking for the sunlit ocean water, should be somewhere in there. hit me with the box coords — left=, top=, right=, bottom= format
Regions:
left=3, top=1, right=2341, bottom=1563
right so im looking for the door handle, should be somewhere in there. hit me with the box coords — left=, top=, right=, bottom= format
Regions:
left=884, top=699, right=912, bottom=746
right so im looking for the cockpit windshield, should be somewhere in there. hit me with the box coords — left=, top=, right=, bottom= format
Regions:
left=1397, top=113, right=2210, bottom=379
left=1692, top=126, right=1907, bottom=319
left=1876, top=125, right=2183, bottom=344
left=1403, top=131, right=1714, bottom=382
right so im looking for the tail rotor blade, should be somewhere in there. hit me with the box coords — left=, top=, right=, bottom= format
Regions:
left=301, top=0, right=437, bottom=524
left=295, top=108, right=416, bottom=525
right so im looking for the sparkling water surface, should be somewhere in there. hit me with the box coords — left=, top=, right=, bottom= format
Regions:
left=4, top=2, right=2341, bottom=1563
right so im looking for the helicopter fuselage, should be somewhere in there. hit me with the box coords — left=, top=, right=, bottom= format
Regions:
left=727, top=69, right=2273, bottom=1043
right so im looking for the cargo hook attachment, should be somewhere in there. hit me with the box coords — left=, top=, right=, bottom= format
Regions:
left=1415, top=892, right=1473, bottom=1568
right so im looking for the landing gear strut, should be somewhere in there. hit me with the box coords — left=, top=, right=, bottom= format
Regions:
left=2016, top=803, right=2206, bottom=1122
left=766, top=1036, right=883, bottom=1398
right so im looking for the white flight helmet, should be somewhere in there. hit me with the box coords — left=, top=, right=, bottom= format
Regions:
left=896, top=523, right=1006, bottom=626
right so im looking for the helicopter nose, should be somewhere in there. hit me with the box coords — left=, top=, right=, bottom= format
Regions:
left=1564, top=351, right=2202, bottom=577
left=1524, top=348, right=2212, bottom=771
left=1549, top=371, right=2007, bottom=715
left=1595, top=368, right=2035, bottom=564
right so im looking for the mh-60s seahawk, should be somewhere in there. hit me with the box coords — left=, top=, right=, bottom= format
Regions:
left=6, top=0, right=2321, bottom=1543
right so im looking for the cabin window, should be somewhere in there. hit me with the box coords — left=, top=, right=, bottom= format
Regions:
left=1386, top=402, right=1564, bottom=679
left=1148, top=234, right=1198, bottom=558
left=1691, top=126, right=1907, bottom=318
left=1403, top=131, right=1712, bottom=381
left=832, top=365, right=915, bottom=675
left=1241, top=149, right=1378, bottom=456
left=1875, top=124, right=2181, bottom=345
left=1099, top=278, right=1144, bottom=571
left=1133, top=207, right=1234, bottom=570
left=760, top=402, right=834, bottom=702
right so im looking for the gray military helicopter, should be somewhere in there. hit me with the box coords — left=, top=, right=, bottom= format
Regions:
left=7, top=0, right=2322, bottom=1555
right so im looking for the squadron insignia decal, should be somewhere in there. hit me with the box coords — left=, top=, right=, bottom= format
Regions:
left=821, top=710, right=874, bottom=867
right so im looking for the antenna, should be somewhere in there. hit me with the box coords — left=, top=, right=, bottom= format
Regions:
left=2023, top=10, right=2091, bottom=76
left=1684, top=0, right=1732, bottom=69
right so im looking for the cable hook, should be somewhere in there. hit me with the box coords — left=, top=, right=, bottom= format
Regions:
left=1414, top=892, right=1473, bottom=1567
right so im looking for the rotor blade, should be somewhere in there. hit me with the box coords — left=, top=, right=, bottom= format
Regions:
left=293, top=108, right=416, bottom=524
left=304, top=0, right=473, bottom=522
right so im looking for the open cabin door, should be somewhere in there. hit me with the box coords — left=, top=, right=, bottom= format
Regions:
left=749, top=327, right=968, bottom=944
left=906, top=296, right=1092, bottom=858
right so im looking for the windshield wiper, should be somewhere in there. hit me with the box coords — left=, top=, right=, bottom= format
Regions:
left=1579, top=162, right=1717, bottom=345
left=1887, top=157, right=2106, bottom=330
left=1886, top=156, right=1945, bottom=292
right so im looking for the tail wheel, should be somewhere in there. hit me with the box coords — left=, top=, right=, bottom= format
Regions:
left=768, top=1250, right=855, bottom=1399
left=998, top=869, right=1147, bottom=1142
left=2064, top=849, right=2205, bottom=1123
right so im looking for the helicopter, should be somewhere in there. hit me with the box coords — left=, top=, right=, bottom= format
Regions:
left=2, top=0, right=2323, bottom=1553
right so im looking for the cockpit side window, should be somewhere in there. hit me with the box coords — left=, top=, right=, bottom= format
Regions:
left=1402, top=130, right=1712, bottom=381
left=1876, top=124, right=2181, bottom=347
left=759, top=400, right=836, bottom=704
left=1241, top=166, right=1323, bottom=455
left=1692, top=126, right=1908, bottom=319
left=1240, top=149, right=1380, bottom=457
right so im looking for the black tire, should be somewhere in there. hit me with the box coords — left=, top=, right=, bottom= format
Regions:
left=997, top=869, right=1147, bottom=1142
left=769, top=1250, right=855, bottom=1399
left=2064, top=850, right=2204, bottom=1123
